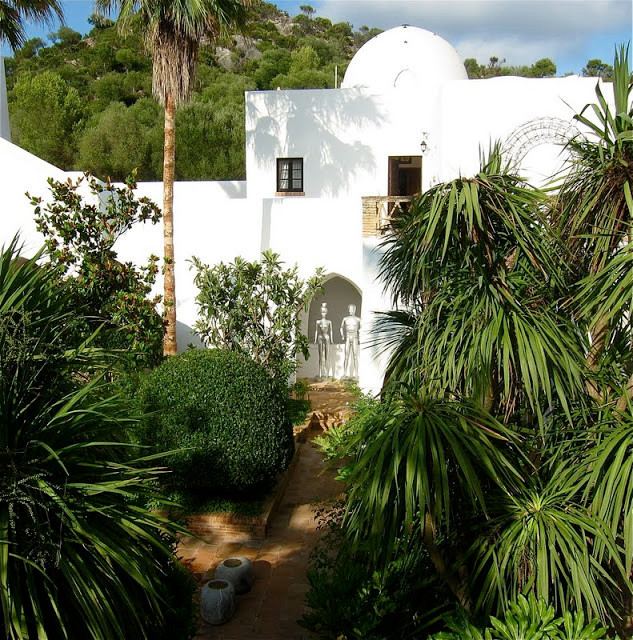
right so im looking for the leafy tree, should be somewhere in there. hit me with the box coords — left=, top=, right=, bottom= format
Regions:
left=0, top=237, right=194, bottom=639
left=191, top=250, right=323, bottom=380
left=48, top=25, right=82, bottom=48
left=97, top=0, right=252, bottom=357
left=88, top=11, right=114, bottom=29
left=353, top=25, right=382, bottom=48
left=11, top=36, right=45, bottom=61
left=271, top=44, right=331, bottom=89
left=77, top=99, right=163, bottom=180
left=464, top=57, right=481, bottom=78
left=300, top=4, right=315, bottom=17
left=530, top=57, right=556, bottom=77
left=249, top=47, right=292, bottom=89
left=175, top=74, right=255, bottom=180
left=91, top=70, right=151, bottom=108
left=293, top=13, right=316, bottom=36
left=582, top=58, right=614, bottom=80
left=30, top=173, right=165, bottom=368
left=9, top=70, right=84, bottom=168
left=463, top=56, right=558, bottom=79
left=296, top=35, right=336, bottom=65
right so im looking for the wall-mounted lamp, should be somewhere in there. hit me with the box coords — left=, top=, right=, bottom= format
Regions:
left=420, top=132, right=429, bottom=154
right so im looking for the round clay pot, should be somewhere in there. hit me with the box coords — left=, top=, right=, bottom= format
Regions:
left=214, top=556, right=255, bottom=594
left=200, top=579, right=235, bottom=625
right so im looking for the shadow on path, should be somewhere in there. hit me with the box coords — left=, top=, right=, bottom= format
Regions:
left=184, top=382, right=354, bottom=640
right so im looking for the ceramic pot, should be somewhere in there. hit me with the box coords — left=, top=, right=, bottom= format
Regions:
left=200, top=579, right=235, bottom=625
left=214, top=556, right=255, bottom=594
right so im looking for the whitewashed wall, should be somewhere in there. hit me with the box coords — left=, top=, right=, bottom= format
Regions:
left=0, top=138, right=77, bottom=255
left=0, top=71, right=617, bottom=393
left=115, top=180, right=252, bottom=345
left=245, top=87, right=441, bottom=201
left=437, top=76, right=604, bottom=183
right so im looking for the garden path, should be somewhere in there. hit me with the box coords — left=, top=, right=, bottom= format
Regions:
left=181, top=381, right=354, bottom=640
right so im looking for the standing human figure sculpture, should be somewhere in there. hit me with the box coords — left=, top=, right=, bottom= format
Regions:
left=314, top=302, right=333, bottom=378
left=340, top=304, right=361, bottom=379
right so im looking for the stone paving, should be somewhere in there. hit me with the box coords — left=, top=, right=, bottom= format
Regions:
left=181, top=382, right=353, bottom=640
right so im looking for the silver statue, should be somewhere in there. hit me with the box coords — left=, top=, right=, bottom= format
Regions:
left=314, top=302, right=333, bottom=378
left=340, top=304, right=361, bottom=379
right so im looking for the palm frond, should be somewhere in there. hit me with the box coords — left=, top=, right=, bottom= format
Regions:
left=341, top=385, right=521, bottom=565
left=471, top=468, right=623, bottom=622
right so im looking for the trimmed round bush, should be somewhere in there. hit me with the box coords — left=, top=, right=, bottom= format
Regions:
left=136, top=349, right=294, bottom=494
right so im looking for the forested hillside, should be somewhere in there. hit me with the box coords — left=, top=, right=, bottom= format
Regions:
left=3, top=2, right=612, bottom=181
left=3, top=2, right=380, bottom=180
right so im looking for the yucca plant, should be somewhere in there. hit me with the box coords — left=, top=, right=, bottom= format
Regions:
left=341, top=383, right=521, bottom=611
left=471, top=467, right=623, bottom=620
left=309, top=51, right=633, bottom=638
left=378, top=146, right=585, bottom=429
left=0, top=238, right=193, bottom=640
left=556, top=45, right=633, bottom=408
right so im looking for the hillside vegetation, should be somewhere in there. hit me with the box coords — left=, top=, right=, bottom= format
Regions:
left=4, top=2, right=378, bottom=180
left=4, top=2, right=609, bottom=181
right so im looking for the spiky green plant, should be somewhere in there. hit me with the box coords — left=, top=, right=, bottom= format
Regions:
left=0, top=237, right=193, bottom=639
left=556, top=44, right=633, bottom=409
left=340, top=383, right=520, bottom=611
left=378, top=146, right=585, bottom=428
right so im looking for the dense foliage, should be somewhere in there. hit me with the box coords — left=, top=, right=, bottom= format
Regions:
left=464, top=55, right=558, bottom=79
left=428, top=594, right=610, bottom=640
left=135, top=349, right=295, bottom=498
left=4, top=3, right=598, bottom=181
left=191, top=250, right=323, bottom=380
left=4, top=3, right=380, bottom=179
left=0, top=238, right=195, bottom=639
left=303, top=48, right=633, bottom=639
left=31, top=173, right=165, bottom=368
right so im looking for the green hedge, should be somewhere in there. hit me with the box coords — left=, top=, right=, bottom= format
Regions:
left=136, top=349, right=294, bottom=495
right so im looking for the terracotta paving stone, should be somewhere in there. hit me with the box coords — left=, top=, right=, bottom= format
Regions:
left=187, top=382, right=351, bottom=639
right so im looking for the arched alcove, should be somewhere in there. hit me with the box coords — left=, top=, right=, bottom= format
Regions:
left=297, top=274, right=362, bottom=379
left=307, top=274, right=362, bottom=342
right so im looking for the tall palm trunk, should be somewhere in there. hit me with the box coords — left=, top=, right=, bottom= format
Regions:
left=162, top=93, right=177, bottom=356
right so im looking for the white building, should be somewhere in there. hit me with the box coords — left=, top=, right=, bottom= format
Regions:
left=0, top=26, right=608, bottom=391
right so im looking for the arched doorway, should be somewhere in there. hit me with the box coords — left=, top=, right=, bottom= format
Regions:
left=298, top=274, right=363, bottom=379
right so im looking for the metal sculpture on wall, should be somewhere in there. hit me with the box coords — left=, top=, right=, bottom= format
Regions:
left=314, top=302, right=333, bottom=378
left=501, top=117, right=581, bottom=167
left=340, top=304, right=361, bottom=379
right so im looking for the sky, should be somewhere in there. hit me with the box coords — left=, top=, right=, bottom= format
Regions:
left=2, top=0, right=633, bottom=75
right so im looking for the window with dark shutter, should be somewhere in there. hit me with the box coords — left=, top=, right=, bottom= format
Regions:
left=276, top=158, right=304, bottom=194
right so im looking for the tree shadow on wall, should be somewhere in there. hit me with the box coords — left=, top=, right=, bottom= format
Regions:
left=246, top=88, right=385, bottom=197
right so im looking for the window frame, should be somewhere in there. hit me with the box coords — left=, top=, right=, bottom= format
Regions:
left=276, top=157, right=304, bottom=195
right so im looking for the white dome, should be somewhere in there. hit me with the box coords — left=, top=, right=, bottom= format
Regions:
left=341, top=26, right=467, bottom=91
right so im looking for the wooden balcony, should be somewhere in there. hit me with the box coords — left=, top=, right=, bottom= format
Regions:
left=362, top=196, right=413, bottom=237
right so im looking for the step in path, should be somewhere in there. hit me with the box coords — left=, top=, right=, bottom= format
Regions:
left=179, top=381, right=355, bottom=640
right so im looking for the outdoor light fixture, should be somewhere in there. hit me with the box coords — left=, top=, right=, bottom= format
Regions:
left=420, top=132, right=429, bottom=154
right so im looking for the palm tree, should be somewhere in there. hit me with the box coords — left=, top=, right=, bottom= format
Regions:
left=377, top=146, right=585, bottom=427
left=98, top=0, right=251, bottom=356
left=0, top=0, right=63, bottom=50
left=335, top=140, right=633, bottom=632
